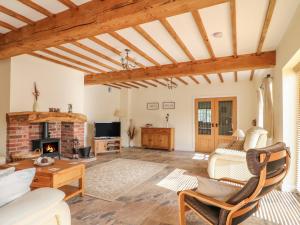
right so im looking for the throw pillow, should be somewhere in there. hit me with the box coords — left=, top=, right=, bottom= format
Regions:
left=0, top=168, right=36, bottom=207
left=196, top=176, right=241, bottom=201
left=0, top=167, right=15, bottom=178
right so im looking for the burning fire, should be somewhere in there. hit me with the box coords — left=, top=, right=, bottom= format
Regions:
left=46, top=145, right=55, bottom=153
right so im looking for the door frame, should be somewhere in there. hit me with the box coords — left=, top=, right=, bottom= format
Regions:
left=194, top=96, right=237, bottom=152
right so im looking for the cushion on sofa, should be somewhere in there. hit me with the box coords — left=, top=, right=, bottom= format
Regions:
left=0, top=167, right=15, bottom=178
left=196, top=176, right=241, bottom=201
left=0, top=168, right=36, bottom=207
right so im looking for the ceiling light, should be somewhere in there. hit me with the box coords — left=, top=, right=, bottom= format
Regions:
left=212, top=32, right=223, bottom=38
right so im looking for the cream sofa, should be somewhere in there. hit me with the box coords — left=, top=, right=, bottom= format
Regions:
left=208, top=127, right=268, bottom=181
left=0, top=188, right=71, bottom=225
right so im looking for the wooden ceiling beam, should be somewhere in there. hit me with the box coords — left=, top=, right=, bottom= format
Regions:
left=217, top=73, right=224, bottom=83
left=58, top=0, right=78, bottom=9
left=122, top=82, right=139, bottom=89
left=0, top=0, right=229, bottom=59
left=164, top=78, right=177, bottom=86
left=160, top=18, right=195, bottom=61
left=191, top=11, right=215, bottom=59
left=257, top=0, right=276, bottom=54
left=234, top=71, right=238, bottom=82
left=152, top=79, right=167, bottom=87
left=103, top=84, right=121, bottom=89
left=55, top=45, right=118, bottom=71
left=133, top=25, right=177, bottom=64
left=88, top=37, right=145, bottom=68
left=71, top=41, right=122, bottom=68
left=230, top=0, right=237, bottom=57
left=131, top=81, right=148, bottom=88
left=141, top=80, right=157, bottom=87
left=202, top=75, right=211, bottom=84
left=0, top=5, right=35, bottom=25
left=41, top=49, right=105, bottom=73
left=188, top=76, right=200, bottom=84
left=109, top=31, right=160, bottom=66
left=175, top=77, right=188, bottom=85
left=0, top=21, right=18, bottom=31
left=250, top=70, right=255, bottom=81
left=29, top=52, right=92, bottom=74
left=18, top=0, right=53, bottom=17
left=84, top=51, right=276, bottom=85
left=113, top=83, right=131, bottom=89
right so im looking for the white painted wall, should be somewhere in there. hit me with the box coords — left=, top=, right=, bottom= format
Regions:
left=84, top=85, right=121, bottom=146
left=129, top=80, right=257, bottom=151
left=10, top=55, right=84, bottom=113
left=0, top=59, right=11, bottom=157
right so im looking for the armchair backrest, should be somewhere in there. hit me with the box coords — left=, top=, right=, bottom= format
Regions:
left=219, top=142, right=290, bottom=225
left=243, top=127, right=268, bottom=151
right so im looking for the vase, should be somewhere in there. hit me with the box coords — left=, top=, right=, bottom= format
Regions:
left=33, top=100, right=38, bottom=112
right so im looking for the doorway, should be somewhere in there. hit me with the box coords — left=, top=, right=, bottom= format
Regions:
left=194, top=97, right=237, bottom=153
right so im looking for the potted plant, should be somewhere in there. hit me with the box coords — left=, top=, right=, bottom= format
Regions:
left=127, top=119, right=137, bottom=147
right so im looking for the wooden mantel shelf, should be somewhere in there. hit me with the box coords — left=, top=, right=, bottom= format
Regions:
left=7, top=112, right=87, bottom=123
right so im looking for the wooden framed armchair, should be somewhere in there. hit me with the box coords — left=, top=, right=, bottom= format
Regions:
left=178, top=142, right=290, bottom=225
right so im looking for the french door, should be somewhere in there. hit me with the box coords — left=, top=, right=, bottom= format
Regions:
left=195, top=97, right=237, bottom=153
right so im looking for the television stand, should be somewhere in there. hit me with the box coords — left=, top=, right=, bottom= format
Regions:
left=93, top=137, right=121, bottom=155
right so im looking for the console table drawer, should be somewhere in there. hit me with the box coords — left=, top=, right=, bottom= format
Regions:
left=32, top=175, right=52, bottom=187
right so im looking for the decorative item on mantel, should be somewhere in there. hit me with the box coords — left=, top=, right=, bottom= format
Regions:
left=127, top=119, right=137, bottom=147
left=32, top=82, right=40, bottom=112
left=165, top=113, right=170, bottom=128
left=68, top=104, right=73, bottom=113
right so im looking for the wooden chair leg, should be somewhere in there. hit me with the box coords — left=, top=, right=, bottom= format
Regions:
left=178, top=194, right=187, bottom=225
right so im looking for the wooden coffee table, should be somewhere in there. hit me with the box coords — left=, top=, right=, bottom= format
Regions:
left=0, top=159, right=85, bottom=200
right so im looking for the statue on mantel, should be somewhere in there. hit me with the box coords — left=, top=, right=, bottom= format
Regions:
left=32, top=82, right=40, bottom=112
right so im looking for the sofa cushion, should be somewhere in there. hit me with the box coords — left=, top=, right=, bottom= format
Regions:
left=0, top=168, right=36, bottom=207
left=196, top=176, right=241, bottom=202
left=243, top=127, right=268, bottom=151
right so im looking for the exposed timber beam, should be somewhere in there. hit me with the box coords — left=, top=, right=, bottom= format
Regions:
left=113, top=83, right=131, bottom=89
left=0, top=6, right=34, bottom=25
left=160, top=18, right=195, bottom=61
left=84, top=51, right=276, bottom=85
left=58, top=0, right=78, bottom=9
left=202, top=75, right=211, bottom=84
left=103, top=84, right=121, bottom=89
left=152, top=79, right=167, bottom=87
left=0, top=21, right=18, bottom=31
left=217, top=73, right=224, bottom=83
left=29, top=52, right=93, bottom=74
left=234, top=71, right=238, bottom=82
left=0, top=0, right=228, bottom=59
left=164, top=78, right=177, bottom=86
left=141, top=80, right=157, bottom=87
left=18, top=0, right=53, bottom=17
left=132, top=81, right=148, bottom=88
left=230, top=0, right=237, bottom=57
left=188, top=76, right=200, bottom=84
left=109, top=31, right=160, bottom=66
left=250, top=70, right=255, bottom=81
left=175, top=77, right=188, bottom=85
left=122, top=82, right=139, bottom=89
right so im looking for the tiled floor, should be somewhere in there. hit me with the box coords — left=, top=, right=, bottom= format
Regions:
left=68, top=148, right=282, bottom=225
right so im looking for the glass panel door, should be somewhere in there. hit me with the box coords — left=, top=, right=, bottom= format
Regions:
left=218, top=101, right=233, bottom=136
left=198, top=101, right=212, bottom=135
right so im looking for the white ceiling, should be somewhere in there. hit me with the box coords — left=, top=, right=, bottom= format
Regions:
left=0, top=0, right=299, bottom=86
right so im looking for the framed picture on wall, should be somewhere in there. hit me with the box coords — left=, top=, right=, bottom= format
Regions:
left=162, top=102, right=175, bottom=109
left=147, top=102, right=159, bottom=110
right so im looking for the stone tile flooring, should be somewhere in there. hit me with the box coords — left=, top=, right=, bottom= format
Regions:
left=68, top=148, right=288, bottom=225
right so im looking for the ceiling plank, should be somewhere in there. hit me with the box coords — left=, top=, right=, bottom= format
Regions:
left=113, top=83, right=131, bottom=89
left=122, top=82, right=139, bottom=89
left=88, top=37, right=145, bottom=68
left=41, top=48, right=105, bottom=73
left=84, top=51, right=276, bottom=85
left=164, top=78, right=177, bottom=86
left=109, top=31, right=160, bottom=66
left=152, top=79, right=167, bottom=87
left=56, top=45, right=118, bottom=71
left=18, top=0, right=53, bottom=17
left=250, top=70, right=255, bottom=81
left=0, top=0, right=229, bottom=59
left=234, top=71, right=238, bottom=82
left=0, top=5, right=35, bottom=25
left=141, top=80, right=157, bottom=87
left=257, top=0, right=276, bottom=54
left=132, top=81, right=148, bottom=88
left=29, top=52, right=92, bottom=73
left=191, top=11, right=215, bottom=59
left=160, top=18, right=195, bottom=61
left=202, top=75, right=211, bottom=84
left=217, top=73, right=224, bottom=83
left=188, top=76, right=200, bottom=84
left=175, top=77, right=188, bottom=85
left=230, top=0, right=237, bottom=57
left=133, top=25, right=177, bottom=64
left=103, top=84, right=121, bottom=89
left=71, top=41, right=122, bottom=68
left=0, top=21, right=18, bottom=31
left=58, top=0, right=78, bottom=9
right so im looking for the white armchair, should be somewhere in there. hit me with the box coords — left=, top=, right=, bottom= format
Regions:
left=208, top=127, right=268, bottom=181
left=0, top=188, right=71, bottom=225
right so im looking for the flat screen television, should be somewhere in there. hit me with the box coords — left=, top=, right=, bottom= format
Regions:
left=94, top=122, right=121, bottom=138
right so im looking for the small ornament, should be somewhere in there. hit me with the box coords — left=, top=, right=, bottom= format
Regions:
left=68, top=104, right=73, bottom=113
left=32, top=82, right=40, bottom=112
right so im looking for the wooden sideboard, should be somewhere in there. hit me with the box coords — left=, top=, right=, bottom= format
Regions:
left=141, top=127, right=174, bottom=151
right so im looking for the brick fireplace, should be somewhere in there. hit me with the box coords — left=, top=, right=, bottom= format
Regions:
left=6, top=112, right=86, bottom=161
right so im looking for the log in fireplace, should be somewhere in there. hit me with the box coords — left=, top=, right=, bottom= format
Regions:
left=32, top=122, right=61, bottom=158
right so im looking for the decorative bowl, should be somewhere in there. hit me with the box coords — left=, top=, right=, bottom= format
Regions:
left=34, top=157, right=54, bottom=167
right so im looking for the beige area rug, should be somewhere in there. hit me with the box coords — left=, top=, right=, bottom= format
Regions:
left=85, top=158, right=167, bottom=201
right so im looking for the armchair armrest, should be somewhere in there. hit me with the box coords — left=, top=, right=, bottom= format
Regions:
left=218, top=177, right=247, bottom=186
left=215, top=148, right=246, bottom=157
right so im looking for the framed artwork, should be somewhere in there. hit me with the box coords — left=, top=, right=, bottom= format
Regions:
left=147, top=102, right=159, bottom=110
left=162, top=102, right=175, bottom=109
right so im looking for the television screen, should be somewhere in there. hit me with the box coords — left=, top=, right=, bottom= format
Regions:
left=95, top=122, right=121, bottom=138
